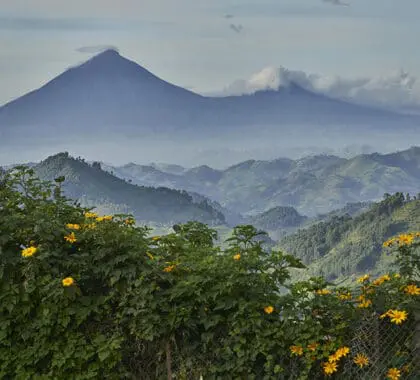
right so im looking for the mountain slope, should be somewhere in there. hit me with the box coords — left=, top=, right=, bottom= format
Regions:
left=248, top=206, right=308, bottom=240
left=278, top=193, right=420, bottom=281
left=32, top=152, right=225, bottom=225
left=106, top=147, right=420, bottom=216
left=250, top=206, right=307, bottom=231
left=1, top=49, right=419, bottom=145
left=0, top=50, right=208, bottom=141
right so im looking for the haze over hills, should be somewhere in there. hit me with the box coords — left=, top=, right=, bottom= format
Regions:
left=3, top=150, right=419, bottom=283
left=29, top=152, right=225, bottom=225
left=0, top=49, right=418, bottom=167
left=103, top=146, right=420, bottom=216
left=5, top=147, right=418, bottom=222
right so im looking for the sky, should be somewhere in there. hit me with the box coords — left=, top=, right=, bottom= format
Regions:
left=1, top=0, right=420, bottom=106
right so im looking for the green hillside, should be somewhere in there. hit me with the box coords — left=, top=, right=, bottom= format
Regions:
left=105, top=147, right=420, bottom=217
left=312, top=201, right=372, bottom=223
left=250, top=206, right=307, bottom=229
left=248, top=206, right=307, bottom=240
left=32, top=152, right=226, bottom=225
left=278, top=193, right=420, bottom=282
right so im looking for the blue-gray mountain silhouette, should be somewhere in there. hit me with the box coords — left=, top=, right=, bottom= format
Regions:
left=0, top=49, right=418, bottom=142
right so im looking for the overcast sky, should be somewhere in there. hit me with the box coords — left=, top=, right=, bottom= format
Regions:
left=1, top=0, right=420, bottom=105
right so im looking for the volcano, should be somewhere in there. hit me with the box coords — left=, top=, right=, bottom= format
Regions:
left=0, top=49, right=418, bottom=144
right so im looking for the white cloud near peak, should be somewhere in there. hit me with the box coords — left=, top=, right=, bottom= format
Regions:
left=214, top=66, right=420, bottom=112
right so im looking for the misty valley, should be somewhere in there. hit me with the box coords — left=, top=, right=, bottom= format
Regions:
left=3, top=146, right=419, bottom=284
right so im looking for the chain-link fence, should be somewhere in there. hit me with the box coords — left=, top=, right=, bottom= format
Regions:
left=130, top=311, right=419, bottom=380
left=341, top=314, right=419, bottom=379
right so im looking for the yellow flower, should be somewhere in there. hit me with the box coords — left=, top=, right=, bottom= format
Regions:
left=336, top=346, right=350, bottom=358
left=21, top=246, right=37, bottom=258
left=323, top=361, right=338, bottom=376
left=357, top=299, right=372, bottom=308
left=404, top=284, right=420, bottom=296
left=372, top=279, right=382, bottom=286
left=307, top=342, right=319, bottom=352
left=62, top=277, right=75, bottom=287
left=383, top=238, right=395, bottom=247
left=163, top=265, right=175, bottom=273
left=316, top=288, right=331, bottom=295
left=66, top=223, right=80, bottom=230
left=372, top=274, right=391, bottom=286
left=389, top=310, right=408, bottom=325
left=233, top=253, right=241, bottom=260
left=380, top=309, right=408, bottom=324
left=84, top=223, right=97, bottom=230
left=328, top=353, right=340, bottom=363
left=64, top=232, right=77, bottom=243
left=146, top=252, right=154, bottom=260
left=290, top=345, right=303, bottom=356
left=357, top=274, right=370, bottom=283
left=124, top=218, right=135, bottom=225
left=386, top=367, right=401, bottom=380
left=397, top=234, right=414, bottom=246
left=380, top=310, right=392, bottom=319
left=152, top=236, right=160, bottom=241
left=337, top=292, right=352, bottom=301
left=329, top=346, right=350, bottom=362
left=384, top=233, right=417, bottom=248
left=84, top=211, right=98, bottom=218
left=264, top=306, right=274, bottom=314
left=95, top=215, right=112, bottom=222
left=353, top=353, right=369, bottom=368
left=394, top=273, right=401, bottom=279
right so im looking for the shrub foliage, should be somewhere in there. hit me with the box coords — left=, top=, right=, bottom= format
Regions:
left=0, top=167, right=419, bottom=379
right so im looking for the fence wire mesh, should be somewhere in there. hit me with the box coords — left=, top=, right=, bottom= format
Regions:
left=131, top=312, right=419, bottom=380
left=341, top=315, right=419, bottom=379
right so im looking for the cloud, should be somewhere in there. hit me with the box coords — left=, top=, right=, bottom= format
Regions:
left=76, top=45, right=119, bottom=54
left=224, top=14, right=234, bottom=19
left=229, top=24, right=243, bottom=33
left=0, top=16, right=119, bottom=31
left=323, top=0, right=350, bottom=6
left=213, top=66, right=420, bottom=112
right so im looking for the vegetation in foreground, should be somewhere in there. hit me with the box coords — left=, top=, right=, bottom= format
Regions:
left=0, top=167, right=419, bottom=379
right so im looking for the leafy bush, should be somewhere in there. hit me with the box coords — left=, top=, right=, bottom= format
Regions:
left=0, top=167, right=419, bottom=379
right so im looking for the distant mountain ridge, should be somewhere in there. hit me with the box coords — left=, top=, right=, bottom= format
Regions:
left=0, top=49, right=419, bottom=146
left=28, top=152, right=226, bottom=225
left=104, top=147, right=420, bottom=216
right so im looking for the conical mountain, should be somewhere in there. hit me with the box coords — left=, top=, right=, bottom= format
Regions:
left=0, top=49, right=205, bottom=137
left=0, top=50, right=418, bottom=144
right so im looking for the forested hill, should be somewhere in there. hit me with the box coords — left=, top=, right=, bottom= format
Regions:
left=106, top=146, right=420, bottom=216
left=32, top=152, right=226, bottom=225
left=278, top=193, right=420, bottom=281
left=250, top=206, right=307, bottom=231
